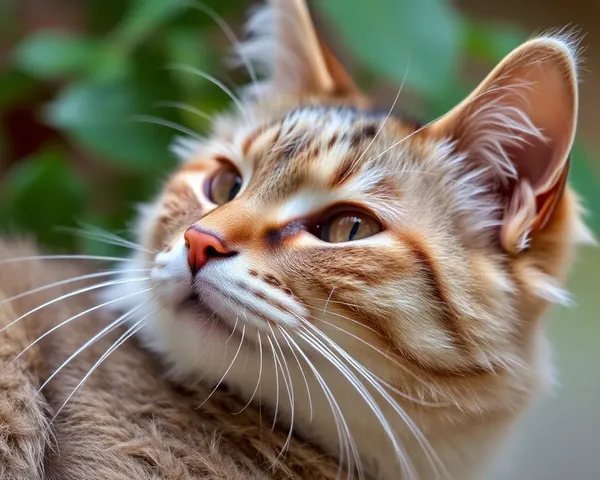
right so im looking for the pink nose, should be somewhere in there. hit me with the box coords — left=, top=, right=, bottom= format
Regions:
left=184, top=227, right=231, bottom=273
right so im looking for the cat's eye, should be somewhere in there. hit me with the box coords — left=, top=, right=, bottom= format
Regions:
left=208, top=166, right=242, bottom=205
left=321, top=211, right=382, bottom=243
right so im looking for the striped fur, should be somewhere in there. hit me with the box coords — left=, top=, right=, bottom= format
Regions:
left=102, top=1, right=591, bottom=479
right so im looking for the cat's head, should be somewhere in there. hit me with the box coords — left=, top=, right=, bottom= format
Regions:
left=114, top=0, right=590, bottom=444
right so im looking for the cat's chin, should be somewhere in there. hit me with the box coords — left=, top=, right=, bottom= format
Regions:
left=174, top=293, right=247, bottom=344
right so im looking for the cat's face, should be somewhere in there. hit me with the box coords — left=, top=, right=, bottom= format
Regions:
left=147, top=104, right=512, bottom=378
left=108, top=0, right=591, bottom=477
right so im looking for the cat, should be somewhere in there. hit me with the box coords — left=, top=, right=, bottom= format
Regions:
left=2, top=0, right=594, bottom=478
left=0, top=240, right=339, bottom=479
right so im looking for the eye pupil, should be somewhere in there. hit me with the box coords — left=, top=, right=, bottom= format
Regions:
left=228, top=178, right=242, bottom=201
left=319, top=210, right=382, bottom=243
left=348, top=219, right=361, bottom=241
left=208, top=165, right=243, bottom=205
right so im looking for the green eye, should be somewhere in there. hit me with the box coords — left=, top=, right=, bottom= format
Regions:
left=321, top=211, right=382, bottom=243
left=208, top=166, right=242, bottom=205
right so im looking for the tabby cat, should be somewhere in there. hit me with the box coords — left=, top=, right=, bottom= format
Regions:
left=2, top=0, right=593, bottom=479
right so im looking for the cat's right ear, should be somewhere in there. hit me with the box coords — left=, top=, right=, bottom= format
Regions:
left=426, top=36, right=580, bottom=253
left=238, top=0, right=358, bottom=97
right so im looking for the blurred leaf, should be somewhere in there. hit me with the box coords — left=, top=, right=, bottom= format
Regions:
left=13, top=32, right=100, bottom=79
left=463, top=19, right=525, bottom=63
left=0, top=69, right=38, bottom=109
left=164, top=28, right=212, bottom=96
left=0, top=148, right=89, bottom=249
left=112, top=0, right=187, bottom=53
left=317, top=0, right=461, bottom=96
left=45, top=49, right=181, bottom=172
left=46, top=79, right=174, bottom=171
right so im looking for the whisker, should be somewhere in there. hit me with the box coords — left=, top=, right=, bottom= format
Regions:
left=184, top=1, right=259, bottom=86
left=0, top=254, right=151, bottom=265
left=225, top=316, right=239, bottom=344
left=0, top=277, right=151, bottom=335
left=154, top=101, right=214, bottom=123
left=12, top=286, right=154, bottom=363
left=0, top=269, right=151, bottom=308
left=131, top=114, right=204, bottom=140
left=302, top=322, right=447, bottom=479
left=232, top=329, right=263, bottom=415
left=278, top=325, right=314, bottom=422
left=309, top=314, right=450, bottom=407
left=347, top=62, right=411, bottom=180
left=278, top=327, right=360, bottom=480
left=297, top=325, right=415, bottom=479
left=51, top=310, right=153, bottom=422
left=267, top=327, right=295, bottom=459
left=166, top=64, right=251, bottom=124
left=267, top=333, right=281, bottom=430
left=32, top=296, right=154, bottom=400
left=197, top=324, right=246, bottom=409
left=58, top=224, right=158, bottom=255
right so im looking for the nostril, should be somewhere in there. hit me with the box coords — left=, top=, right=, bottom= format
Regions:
left=205, top=246, right=219, bottom=259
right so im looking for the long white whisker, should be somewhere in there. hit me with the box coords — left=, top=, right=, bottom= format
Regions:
left=0, top=255, right=151, bottom=265
left=225, top=316, right=239, bottom=344
left=0, top=269, right=150, bottom=308
left=0, top=277, right=150, bottom=335
left=310, top=315, right=450, bottom=407
left=51, top=311, right=152, bottom=422
left=278, top=327, right=359, bottom=480
left=278, top=325, right=313, bottom=422
left=154, top=101, right=214, bottom=123
left=348, top=61, right=410, bottom=178
left=232, top=329, right=263, bottom=415
left=33, top=297, right=153, bottom=399
left=185, top=1, right=258, bottom=86
left=131, top=114, right=204, bottom=140
left=267, top=327, right=295, bottom=459
left=304, top=322, right=448, bottom=479
left=57, top=225, right=157, bottom=255
left=166, top=64, right=251, bottom=124
left=297, top=325, right=415, bottom=480
left=12, top=286, right=154, bottom=363
left=197, top=324, right=246, bottom=409
left=267, top=334, right=281, bottom=431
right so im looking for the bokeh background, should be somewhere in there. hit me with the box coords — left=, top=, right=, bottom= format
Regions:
left=0, top=1, right=598, bottom=478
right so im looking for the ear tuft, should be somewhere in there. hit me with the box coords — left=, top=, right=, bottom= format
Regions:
left=235, top=0, right=358, bottom=98
left=428, top=33, right=580, bottom=253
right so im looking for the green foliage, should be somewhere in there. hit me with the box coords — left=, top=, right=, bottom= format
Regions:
left=0, top=148, right=88, bottom=250
left=0, top=0, right=598, bottom=255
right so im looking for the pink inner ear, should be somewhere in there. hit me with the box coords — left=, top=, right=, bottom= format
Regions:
left=507, top=62, right=575, bottom=196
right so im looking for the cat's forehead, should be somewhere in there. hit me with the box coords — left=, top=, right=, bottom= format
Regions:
left=237, top=105, right=421, bottom=199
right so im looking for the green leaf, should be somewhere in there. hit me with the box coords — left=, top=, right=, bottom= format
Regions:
left=463, top=19, right=525, bottom=63
left=317, top=0, right=461, bottom=96
left=112, top=0, right=187, bottom=53
left=12, top=32, right=100, bottom=79
left=0, top=69, right=38, bottom=109
left=0, top=148, right=89, bottom=249
left=45, top=78, right=176, bottom=171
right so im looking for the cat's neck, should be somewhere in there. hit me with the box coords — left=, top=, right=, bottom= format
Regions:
left=131, top=301, right=520, bottom=480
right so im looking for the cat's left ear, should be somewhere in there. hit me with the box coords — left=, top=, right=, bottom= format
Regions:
left=240, top=0, right=358, bottom=97
left=427, top=36, right=579, bottom=253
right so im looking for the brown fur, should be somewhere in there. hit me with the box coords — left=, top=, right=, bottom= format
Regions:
left=0, top=241, right=339, bottom=479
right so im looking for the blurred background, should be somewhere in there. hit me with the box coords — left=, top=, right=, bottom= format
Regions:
left=0, top=0, right=598, bottom=478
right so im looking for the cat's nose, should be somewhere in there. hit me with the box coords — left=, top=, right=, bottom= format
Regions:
left=184, top=226, right=232, bottom=274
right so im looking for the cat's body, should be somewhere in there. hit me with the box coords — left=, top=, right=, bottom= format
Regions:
left=0, top=240, right=339, bottom=479
left=0, top=0, right=593, bottom=479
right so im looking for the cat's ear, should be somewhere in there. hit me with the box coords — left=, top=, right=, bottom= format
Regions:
left=428, top=36, right=579, bottom=253
left=239, top=0, right=357, bottom=97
